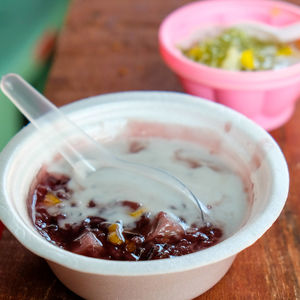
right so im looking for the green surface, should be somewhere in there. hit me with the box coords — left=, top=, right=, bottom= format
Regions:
left=0, top=0, right=69, bottom=150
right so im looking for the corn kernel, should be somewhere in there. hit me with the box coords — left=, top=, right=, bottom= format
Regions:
left=107, top=223, right=125, bottom=245
left=187, top=46, right=202, bottom=60
left=108, top=232, right=124, bottom=245
left=108, top=223, right=118, bottom=233
left=277, top=46, right=292, bottom=56
left=241, top=49, right=255, bottom=70
left=126, top=241, right=136, bottom=252
left=130, top=207, right=146, bottom=218
left=44, top=193, right=61, bottom=206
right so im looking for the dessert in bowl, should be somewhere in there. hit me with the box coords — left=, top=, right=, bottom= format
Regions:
left=30, top=137, right=225, bottom=261
left=159, top=0, right=300, bottom=130
left=181, top=27, right=300, bottom=71
left=0, top=91, right=289, bottom=299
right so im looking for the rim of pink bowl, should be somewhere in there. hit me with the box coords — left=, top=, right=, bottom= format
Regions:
left=159, top=0, right=300, bottom=90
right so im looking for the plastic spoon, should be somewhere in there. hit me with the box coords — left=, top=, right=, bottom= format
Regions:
left=0, top=73, right=208, bottom=222
left=234, top=21, right=300, bottom=43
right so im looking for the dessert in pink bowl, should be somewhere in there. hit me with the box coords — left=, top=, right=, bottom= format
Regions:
left=159, top=0, right=300, bottom=131
left=0, top=92, right=289, bottom=299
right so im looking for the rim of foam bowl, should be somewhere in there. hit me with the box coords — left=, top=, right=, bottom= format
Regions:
left=158, top=0, right=300, bottom=90
left=0, top=91, right=289, bottom=276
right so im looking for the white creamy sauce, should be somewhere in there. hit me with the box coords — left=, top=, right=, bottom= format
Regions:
left=47, top=137, right=249, bottom=237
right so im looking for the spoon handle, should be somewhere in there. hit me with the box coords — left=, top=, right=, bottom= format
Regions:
left=235, top=21, right=300, bottom=43
left=280, top=22, right=300, bottom=43
left=0, top=73, right=105, bottom=174
left=1, top=74, right=207, bottom=220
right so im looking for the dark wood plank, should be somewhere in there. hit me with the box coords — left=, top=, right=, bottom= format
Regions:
left=0, top=230, right=81, bottom=300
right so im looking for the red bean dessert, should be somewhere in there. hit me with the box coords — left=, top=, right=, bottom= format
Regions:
left=30, top=171, right=222, bottom=261
left=28, top=136, right=250, bottom=261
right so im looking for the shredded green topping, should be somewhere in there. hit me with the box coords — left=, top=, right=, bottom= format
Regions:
left=182, top=28, right=299, bottom=71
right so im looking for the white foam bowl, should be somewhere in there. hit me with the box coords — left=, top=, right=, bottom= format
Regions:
left=0, top=91, right=289, bottom=299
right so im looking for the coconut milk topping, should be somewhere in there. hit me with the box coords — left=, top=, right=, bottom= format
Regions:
left=42, top=137, right=248, bottom=237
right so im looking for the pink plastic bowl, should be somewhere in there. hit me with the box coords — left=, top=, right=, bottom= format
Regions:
left=159, top=0, right=300, bottom=131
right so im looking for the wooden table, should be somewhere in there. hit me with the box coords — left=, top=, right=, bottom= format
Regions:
left=1, top=0, right=299, bottom=299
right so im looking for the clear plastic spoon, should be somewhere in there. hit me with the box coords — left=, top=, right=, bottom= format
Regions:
left=0, top=73, right=208, bottom=222
left=234, top=21, right=300, bottom=43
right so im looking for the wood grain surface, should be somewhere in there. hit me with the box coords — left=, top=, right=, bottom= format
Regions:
left=1, top=0, right=299, bottom=299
